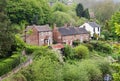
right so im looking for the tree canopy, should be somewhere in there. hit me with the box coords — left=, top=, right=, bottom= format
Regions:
left=50, top=11, right=74, bottom=27
left=75, top=3, right=90, bottom=19
left=6, top=0, right=51, bottom=25
left=0, top=0, right=15, bottom=58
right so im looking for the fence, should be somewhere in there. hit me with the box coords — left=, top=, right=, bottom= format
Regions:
left=0, top=58, right=32, bottom=81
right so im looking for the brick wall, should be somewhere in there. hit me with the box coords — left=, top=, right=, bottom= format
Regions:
left=53, top=28, right=62, bottom=43
left=26, top=27, right=39, bottom=45
left=39, top=31, right=53, bottom=46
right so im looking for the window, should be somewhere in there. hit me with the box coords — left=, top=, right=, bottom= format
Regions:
left=98, top=27, right=99, bottom=31
left=93, top=28, right=95, bottom=32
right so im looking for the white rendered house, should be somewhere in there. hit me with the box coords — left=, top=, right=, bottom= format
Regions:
left=80, top=22, right=101, bottom=38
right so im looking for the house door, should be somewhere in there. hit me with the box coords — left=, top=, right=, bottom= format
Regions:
left=44, top=39, right=51, bottom=46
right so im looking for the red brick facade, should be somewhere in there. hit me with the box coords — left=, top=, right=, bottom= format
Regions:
left=26, top=25, right=52, bottom=46
left=53, top=26, right=89, bottom=45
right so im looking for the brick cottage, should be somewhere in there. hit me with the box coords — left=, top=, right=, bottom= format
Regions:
left=25, top=25, right=52, bottom=46
left=53, top=25, right=90, bottom=45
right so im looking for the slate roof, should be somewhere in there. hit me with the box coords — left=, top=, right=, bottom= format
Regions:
left=26, top=24, right=52, bottom=32
left=87, top=22, right=100, bottom=28
left=58, top=27, right=88, bottom=36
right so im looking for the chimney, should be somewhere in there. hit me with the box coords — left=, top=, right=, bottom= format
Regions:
left=53, top=23, right=58, bottom=30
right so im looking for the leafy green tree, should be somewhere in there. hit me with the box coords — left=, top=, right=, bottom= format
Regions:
left=52, top=2, right=68, bottom=12
left=115, top=23, right=120, bottom=36
left=75, top=17, right=88, bottom=26
left=109, top=11, right=120, bottom=40
left=0, top=0, right=15, bottom=58
left=75, top=3, right=84, bottom=18
left=6, top=0, right=51, bottom=25
left=50, top=11, right=73, bottom=26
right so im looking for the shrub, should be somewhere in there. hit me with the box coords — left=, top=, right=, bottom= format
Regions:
left=82, top=43, right=94, bottom=51
left=0, top=53, right=20, bottom=76
left=32, top=46, right=59, bottom=61
left=95, top=59, right=112, bottom=75
left=73, top=40, right=81, bottom=46
left=80, top=60, right=102, bottom=81
left=63, top=45, right=75, bottom=59
left=3, top=73, right=27, bottom=81
left=22, top=56, right=63, bottom=81
left=74, top=45, right=89, bottom=59
left=63, top=63, right=89, bottom=81
left=25, top=45, right=41, bottom=55
left=90, top=41, right=113, bottom=54
left=111, top=63, right=120, bottom=81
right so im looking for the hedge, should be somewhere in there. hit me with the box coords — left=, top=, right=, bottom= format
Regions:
left=0, top=53, right=20, bottom=76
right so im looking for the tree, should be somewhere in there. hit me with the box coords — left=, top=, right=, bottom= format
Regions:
left=75, top=3, right=84, bottom=18
left=115, top=23, right=120, bottom=36
left=75, top=3, right=90, bottom=19
left=6, top=0, right=51, bottom=25
left=83, top=8, right=90, bottom=19
left=52, top=2, right=68, bottom=12
left=50, top=11, right=73, bottom=26
left=0, top=0, right=15, bottom=58
left=109, top=11, right=120, bottom=40
left=93, top=0, right=117, bottom=23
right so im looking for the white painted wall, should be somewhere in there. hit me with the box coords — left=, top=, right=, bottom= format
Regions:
left=80, top=23, right=100, bottom=37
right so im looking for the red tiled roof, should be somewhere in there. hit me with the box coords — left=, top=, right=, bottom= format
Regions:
left=51, top=43, right=64, bottom=50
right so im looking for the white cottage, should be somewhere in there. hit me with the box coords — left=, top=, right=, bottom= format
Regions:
left=80, top=22, right=101, bottom=38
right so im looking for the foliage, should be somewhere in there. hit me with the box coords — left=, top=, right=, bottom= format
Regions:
left=63, top=63, right=89, bottom=81
left=52, top=2, right=68, bottom=12
left=93, top=0, right=117, bottom=23
left=21, top=49, right=63, bottom=81
left=82, top=43, right=94, bottom=51
left=80, top=60, right=102, bottom=81
left=15, top=34, right=26, bottom=51
left=73, top=40, right=81, bottom=46
left=109, top=11, right=120, bottom=40
left=90, top=41, right=113, bottom=54
left=74, top=17, right=88, bottom=26
left=0, top=0, right=15, bottom=58
left=75, top=3, right=84, bottom=18
left=75, top=3, right=90, bottom=19
left=74, top=45, right=89, bottom=59
left=95, top=59, right=112, bottom=75
left=111, top=63, right=120, bottom=81
left=115, top=23, right=120, bottom=36
left=63, top=45, right=74, bottom=59
left=83, top=8, right=90, bottom=19
left=101, top=30, right=111, bottom=40
left=3, top=73, right=27, bottom=81
left=25, top=45, right=42, bottom=55
left=6, top=0, right=51, bottom=25
left=93, top=33, right=99, bottom=40
left=50, top=11, right=73, bottom=26
left=0, top=53, right=20, bottom=76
